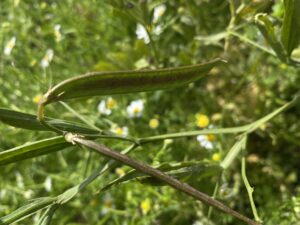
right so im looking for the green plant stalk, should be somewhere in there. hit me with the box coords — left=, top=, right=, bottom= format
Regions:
left=37, top=204, right=59, bottom=225
left=207, top=172, right=222, bottom=219
left=37, top=98, right=63, bottom=134
left=145, top=24, right=160, bottom=66
left=0, top=197, right=56, bottom=225
left=138, top=125, right=251, bottom=144
left=229, top=31, right=276, bottom=56
left=59, top=101, right=103, bottom=132
left=71, top=136, right=259, bottom=225
left=224, top=0, right=238, bottom=52
left=241, top=157, right=261, bottom=223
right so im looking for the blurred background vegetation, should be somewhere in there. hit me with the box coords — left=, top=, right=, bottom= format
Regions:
left=1, top=0, right=300, bottom=224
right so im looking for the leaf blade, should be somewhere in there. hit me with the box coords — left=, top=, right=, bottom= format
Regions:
left=281, top=0, right=300, bottom=56
left=0, top=197, right=56, bottom=225
left=0, top=136, right=71, bottom=166
left=0, top=108, right=99, bottom=134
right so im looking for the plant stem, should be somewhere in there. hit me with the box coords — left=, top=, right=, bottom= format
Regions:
left=37, top=98, right=63, bottom=134
left=60, top=101, right=103, bottom=132
left=72, top=137, right=259, bottom=225
left=208, top=172, right=222, bottom=219
left=241, top=157, right=261, bottom=223
left=138, top=125, right=251, bottom=144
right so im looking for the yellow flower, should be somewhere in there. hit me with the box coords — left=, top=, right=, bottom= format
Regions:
left=212, top=153, right=221, bottom=162
left=195, top=113, right=209, bottom=128
left=149, top=118, right=159, bottom=129
left=140, top=198, right=151, bottom=215
left=33, top=95, right=42, bottom=104
left=106, top=97, right=117, bottom=109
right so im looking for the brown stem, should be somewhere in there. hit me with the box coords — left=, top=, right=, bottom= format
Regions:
left=72, top=137, right=260, bottom=225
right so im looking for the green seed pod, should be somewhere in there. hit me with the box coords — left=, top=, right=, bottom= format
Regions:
left=43, top=58, right=225, bottom=104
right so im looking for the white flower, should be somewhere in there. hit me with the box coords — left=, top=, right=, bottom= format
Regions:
left=111, top=126, right=129, bottom=136
left=98, top=100, right=111, bottom=115
left=197, top=135, right=213, bottom=150
left=54, top=24, right=62, bottom=42
left=41, top=49, right=54, bottom=68
left=98, top=97, right=117, bottom=115
left=136, top=23, right=150, bottom=44
left=127, top=99, right=144, bottom=118
left=44, top=176, right=52, bottom=192
left=153, top=4, right=166, bottom=23
left=153, top=24, right=163, bottom=35
left=4, top=36, right=16, bottom=56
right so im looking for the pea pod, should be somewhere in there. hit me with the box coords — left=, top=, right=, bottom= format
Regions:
left=42, top=58, right=225, bottom=104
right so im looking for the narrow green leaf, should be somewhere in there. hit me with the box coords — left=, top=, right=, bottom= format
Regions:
left=0, top=197, right=55, bottom=225
left=43, top=59, right=225, bottom=104
left=37, top=205, right=59, bottom=225
left=220, top=135, right=247, bottom=169
left=255, top=13, right=288, bottom=62
left=0, top=108, right=99, bottom=134
left=102, top=161, right=221, bottom=191
left=281, top=0, right=300, bottom=56
left=0, top=136, right=71, bottom=166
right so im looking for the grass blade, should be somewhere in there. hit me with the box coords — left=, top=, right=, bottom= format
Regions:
left=101, top=161, right=220, bottom=191
left=0, top=197, right=56, bottom=225
left=281, top=0, right=300, bottom=56
left=255, top=13, right=288, bottom=62
left=0, top=136, right=71, bottom=166
left=0, top=108, right=98, bottom=134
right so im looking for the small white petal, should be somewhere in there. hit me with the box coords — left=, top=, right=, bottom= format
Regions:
left=153, top=4, right=166, bottom=23
left=127, top=100, right=144, bottom=118
left=98, top=100, right=111, bottom=115
left=54, top=24, right=62, bottom=42
left=4, top=36, right=16, bottom=56
left=136, top=24, right=150, bottom=44
left=44, top=177, right=52, bottom=192
left=197, top=135, right=213, bottom=150
left=41, top=49, right=54, bottom=68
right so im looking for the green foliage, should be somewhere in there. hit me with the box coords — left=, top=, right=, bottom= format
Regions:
left=281, top=0, right=300, bottom=56
left=1, top=0, right=300, bottom=225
